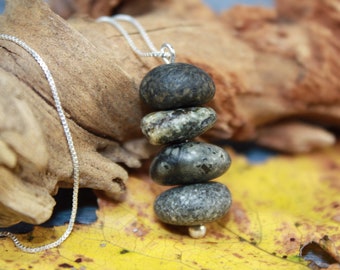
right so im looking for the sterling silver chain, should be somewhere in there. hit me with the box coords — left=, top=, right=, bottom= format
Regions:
left=0, top=34, right=80, bottom=253
left=97, top=14, right=176, bottom=64
left=0, top=13, right=174, bottom=253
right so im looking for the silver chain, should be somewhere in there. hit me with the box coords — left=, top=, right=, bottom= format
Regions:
left=97, top=14, right=176, bottom=64
left=0, top=34, right=80, bottom=253
left=0, top=13, right=173, bottom=253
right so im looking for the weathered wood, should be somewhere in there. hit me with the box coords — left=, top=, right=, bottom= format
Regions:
left=0, top=0, right=145, bottom=226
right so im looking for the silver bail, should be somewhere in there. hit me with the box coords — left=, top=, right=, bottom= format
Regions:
left=160, top=43, right=176, bottom=64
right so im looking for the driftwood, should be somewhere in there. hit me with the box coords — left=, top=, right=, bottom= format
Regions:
left=1, top=0, right=340, bottom=226
left=0, top=0, right=146, bottom=226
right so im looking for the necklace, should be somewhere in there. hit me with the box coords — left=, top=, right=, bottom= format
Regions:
left=97, top=14, right=232, bottom=238
left=0, top=34, right=80, bottom=253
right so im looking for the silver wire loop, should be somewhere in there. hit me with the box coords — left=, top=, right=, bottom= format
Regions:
left=0, top=34, right=80, bottom=253
left=160, top=43, right=176, bottom=64
left=97, top=14, right=176, bottom=64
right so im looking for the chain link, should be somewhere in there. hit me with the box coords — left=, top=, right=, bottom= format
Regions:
left=97, top=14, right=176, bottom=64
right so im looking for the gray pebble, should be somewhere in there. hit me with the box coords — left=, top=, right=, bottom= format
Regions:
left=154, top=182, right=232, bottom=226
left=139, top=63, right=215, bottom=110
left=150, top=142, right=231, bottom=185
left=141, top=107, right=216, bottom=145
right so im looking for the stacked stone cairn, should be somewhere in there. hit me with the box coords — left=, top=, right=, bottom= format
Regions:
left=139, top=62, right=232, bottom=238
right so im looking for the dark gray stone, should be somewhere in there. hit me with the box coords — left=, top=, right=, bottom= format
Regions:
left=150, top=142, right=231, bottom=185
left=139, top=63, right=215, bottom=110
left=141, top=107, right=216, bottom=145
left=154, top=182, right=232, bottom=226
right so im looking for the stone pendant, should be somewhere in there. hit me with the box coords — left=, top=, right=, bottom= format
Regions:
left=140, top=62, right=232, bottom=238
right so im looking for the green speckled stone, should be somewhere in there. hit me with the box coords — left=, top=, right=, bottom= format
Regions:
left=140, top=107, right=216, bottom=145
left=150, top=142, right=231, bottom=185
left=154, top=182, right=232, bottom=226
left=139, top=63, right=215, bottom=110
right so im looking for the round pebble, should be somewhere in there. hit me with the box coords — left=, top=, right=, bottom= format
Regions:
left=141, top=107, right=216, bottom=145
left=154, top=182, right=232, bottom=226
left=150, top=142, right=231, bottom=185
left=139, top=63, right=215, bottom=110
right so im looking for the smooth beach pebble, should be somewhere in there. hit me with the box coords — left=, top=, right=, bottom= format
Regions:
left=141, top=107, right=216, bottom=145
left=139, top=63, right=215, bottom=110
left=150, top=142, right=231, bottom=185
left=154, top=182, right=232, bottom=226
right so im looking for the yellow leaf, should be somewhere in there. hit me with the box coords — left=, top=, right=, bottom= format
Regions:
left=1, top=145, right=340, bottom=270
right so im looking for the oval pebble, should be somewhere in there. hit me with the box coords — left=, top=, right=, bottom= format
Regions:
left=154, top=182, right=232, bottom=226
left=150, top=142, right=231, bottom=185
left=141, top=107, right=216, bottom=145
left=139, top=63, right=215, bottom=110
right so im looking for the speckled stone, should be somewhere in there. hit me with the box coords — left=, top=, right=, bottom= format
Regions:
left=140, top=107, right=216, bottom=145
left=150, top=142, right=231, bottom=185
left=139, top=63, right=215, bottom=110
left=154, top=182, right=232, bottom=226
